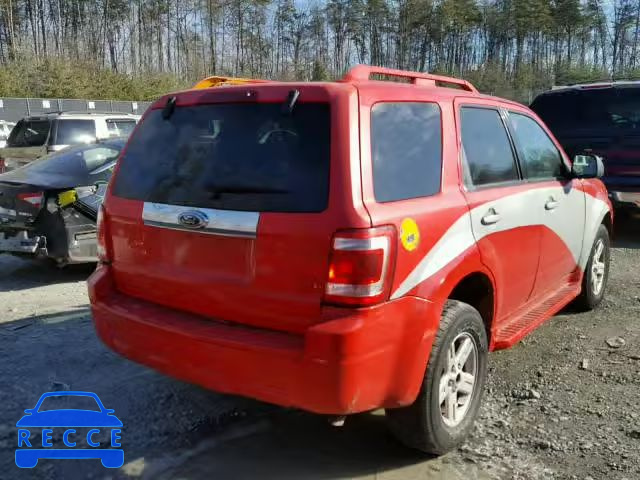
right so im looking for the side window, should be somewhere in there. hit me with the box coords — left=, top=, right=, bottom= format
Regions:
left=371, top=102, right=442, bottom=203
left=460, top=107, right=519, bottom=186
left=106, top=119, right=137, bottom=137
left=55, top=120, right=97, bottom=145
left=509, top=113, right=565, bottom=180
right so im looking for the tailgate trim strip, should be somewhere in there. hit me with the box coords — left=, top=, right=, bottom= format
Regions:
left=142, top=202, right=259, bottom=238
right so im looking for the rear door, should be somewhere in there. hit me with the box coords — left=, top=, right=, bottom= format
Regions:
left=505, top=110, right=585, bottom=297
left=105, top=84, right=367, bottom=334
left=355, top=85, right=471, bottom=301
left=455, top=100, right=540, bottom=320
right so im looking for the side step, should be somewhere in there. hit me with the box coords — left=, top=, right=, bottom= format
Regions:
left=493, top=282, right=580, bottom=350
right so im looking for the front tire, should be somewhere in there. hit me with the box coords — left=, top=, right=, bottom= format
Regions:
left=386, top=300, right=488, bottom=454
left=574, top=224, right=610, bottom=311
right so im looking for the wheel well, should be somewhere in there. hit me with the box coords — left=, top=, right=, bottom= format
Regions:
left=448, top=273, right=494, bottom=341
left=602, top=212, right=613, bottom=237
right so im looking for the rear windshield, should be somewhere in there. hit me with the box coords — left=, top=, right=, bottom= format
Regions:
left=7, top=119, right=51, bottom=147
left=531, top=87, right=640, bottom=133
left=22, top=143, right=122, bottom=178
left=113, top=103, right=331, bottom=212
left=55, top=119, right=97, bottom=145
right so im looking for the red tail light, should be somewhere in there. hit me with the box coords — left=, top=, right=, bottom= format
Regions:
left=324, top=226, right=397, bottom=307
left=0, top=158, right=5, bottom=173
left=96, top=205, right=111, bottom=264
left=17, top=192, right=44, bottom=209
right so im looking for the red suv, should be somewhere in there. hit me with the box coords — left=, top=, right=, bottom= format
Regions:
left=89, top=65, right=612, bottom=454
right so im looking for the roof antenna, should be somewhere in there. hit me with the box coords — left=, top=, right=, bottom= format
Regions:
left=282, top=89, right=300, bottom=115
left=162, top=96, right=177, bottom=120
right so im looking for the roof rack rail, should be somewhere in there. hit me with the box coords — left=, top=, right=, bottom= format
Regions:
left=192, top=76, right=273, bottom=90
left=342, top=65, right=478, bottom=93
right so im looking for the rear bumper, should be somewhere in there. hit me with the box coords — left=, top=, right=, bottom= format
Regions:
left=0, top=230, right=43, bottom=255
left=88, top=265, right=438, bottom=414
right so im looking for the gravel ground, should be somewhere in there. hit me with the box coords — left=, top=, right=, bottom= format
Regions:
left=0, top=216, right=638, bottom=480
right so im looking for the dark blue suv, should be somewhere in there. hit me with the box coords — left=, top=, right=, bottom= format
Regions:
left=532, top=82, right=640, bottom=213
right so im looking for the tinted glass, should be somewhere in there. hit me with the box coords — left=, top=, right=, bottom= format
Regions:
left=7, top=119, right=51, bottom=147
left=55, top=119, right=97, bottom=145
left=113, top=103, right=330, bottom=212
left=531, top=87, right=640, bottom=132
left=509, top=113, right=564, bottom=179
left=371, top=102, right=442, bottom=202
left=460, top=107, right=519, bottom=186
left=106, top=119, right=137, bottom=137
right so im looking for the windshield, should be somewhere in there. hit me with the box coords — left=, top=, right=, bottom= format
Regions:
left=38, top=395, right=101, bottom=412
left=532, top=87, right=640, bottom=133
left=7, top=119, right=51, bottom=147
left=113, top=102, right=331, bottom=212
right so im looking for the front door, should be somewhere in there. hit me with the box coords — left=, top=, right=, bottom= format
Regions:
left=505, top=110, right=586, bottom=297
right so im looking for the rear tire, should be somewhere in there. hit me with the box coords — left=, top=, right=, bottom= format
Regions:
left=386, top=300, right=488, bottom=454
left=574, top=224, right=610, bottom=311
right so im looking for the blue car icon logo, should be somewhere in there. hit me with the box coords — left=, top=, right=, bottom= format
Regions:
left=16, top=391, right=123, bottom=468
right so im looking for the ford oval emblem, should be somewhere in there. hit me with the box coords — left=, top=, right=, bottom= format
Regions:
left=178, top=210, right=209, bottom=229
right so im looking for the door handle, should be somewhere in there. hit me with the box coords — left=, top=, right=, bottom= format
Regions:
left=545, top=197, right=559, bottom=210
left=481, top=209, right=501, bottom=225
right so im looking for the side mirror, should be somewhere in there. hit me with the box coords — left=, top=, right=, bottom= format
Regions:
left=572, top=154, right=604, bottom=179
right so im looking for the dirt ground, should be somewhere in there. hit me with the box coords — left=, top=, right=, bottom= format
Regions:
left=0, top=216, right=638, bottom=480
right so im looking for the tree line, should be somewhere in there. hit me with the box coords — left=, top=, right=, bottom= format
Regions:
left=0, top=0, right=639, bottom=101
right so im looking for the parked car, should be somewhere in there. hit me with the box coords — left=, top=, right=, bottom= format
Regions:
left=0, top=112, right=138, bottom=172
left=0, top=120, right=16, bottom=149
left=88, top=65, right=612, bottom=455
left=0, top=137, right=124, bottom=265
left=531, top=82, right=640, bottom=213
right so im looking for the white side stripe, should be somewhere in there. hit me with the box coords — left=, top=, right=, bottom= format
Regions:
left=391, top=186, right=609, bottom=300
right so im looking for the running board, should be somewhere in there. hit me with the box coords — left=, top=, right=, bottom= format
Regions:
left=492, top=282, right=581, bottom=350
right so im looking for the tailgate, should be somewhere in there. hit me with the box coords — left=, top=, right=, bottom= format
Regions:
left=105, top=84, right=367, bottom=334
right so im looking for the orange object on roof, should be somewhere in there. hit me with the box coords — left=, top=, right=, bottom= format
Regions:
left=192, top=76, right=273, bottom=90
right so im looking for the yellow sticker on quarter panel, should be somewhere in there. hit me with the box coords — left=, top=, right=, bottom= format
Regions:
left=400, top=218, right=420, bottom=251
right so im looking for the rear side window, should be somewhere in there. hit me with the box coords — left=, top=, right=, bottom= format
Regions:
left=55, top=119, right=97, bottom=145
left=7, top=119, right=51, bottom=147
left=113, top=103, right=330, bottom=212
left=508, top=113, right=565, bottom=180
left=106, top=119, right=136, bottom=137
left=460, top=107, right=519, bottom=186
left=371, top=102, right=442, bottom=202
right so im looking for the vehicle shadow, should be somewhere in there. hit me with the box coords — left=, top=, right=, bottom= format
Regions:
left=143, top=410, right=485, bottom=480
left=0, top=254, right=95, bottom=292
left=613, top=212, right=640, bottom=249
